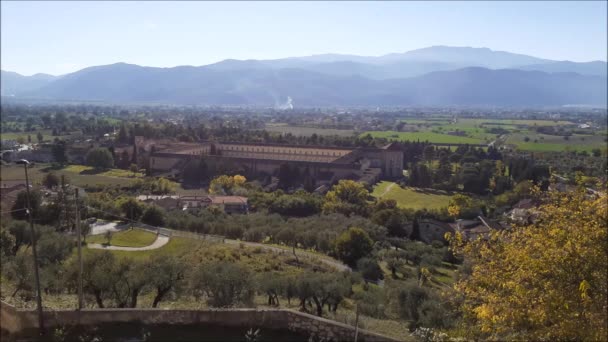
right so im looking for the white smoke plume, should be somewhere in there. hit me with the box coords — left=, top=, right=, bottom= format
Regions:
left=275, top=96, right=294, bottom=110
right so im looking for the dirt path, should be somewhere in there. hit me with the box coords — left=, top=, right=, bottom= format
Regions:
left=378, top=182, right=396, bottom=197
left=87, top=235, right=170, bottom=251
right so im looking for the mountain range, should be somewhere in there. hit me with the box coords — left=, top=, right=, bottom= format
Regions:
left=2, top=46, right=606, bottom=107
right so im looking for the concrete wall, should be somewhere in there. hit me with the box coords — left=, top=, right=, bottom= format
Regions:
left=0, top=301, right=398, bottom=341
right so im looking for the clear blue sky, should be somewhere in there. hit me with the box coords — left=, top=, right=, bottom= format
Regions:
left=2, top=1, right=606, bottom=76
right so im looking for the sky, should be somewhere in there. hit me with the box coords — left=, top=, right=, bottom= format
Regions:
left=1, top=1, right=607, bottom=76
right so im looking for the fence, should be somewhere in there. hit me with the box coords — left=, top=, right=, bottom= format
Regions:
left=135, top=224, right=224, bottom=243
left=0, top=301, right=398, bottom=342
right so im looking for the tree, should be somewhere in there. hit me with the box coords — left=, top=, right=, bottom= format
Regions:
left=52, top=140, right=68, bottom=165
left=36, top=228, right=74, bottom=266
left=5, top=249, right=36, bottom=298
left=269, top=193, right=321, bottom=217
left=357, top=257, right=384, bottom=283
left=117, top=124, right=129, bottom=143
left=141, top=206, right=166, bottom=226
left=447, top=194, right=475, bottom=219
left=322, top=180, right=370, bottom=217
left=42, top=172, right=60, bottom=189
left=191, top=261, right=254, bottom=307
left=371, top=207, right=409, bottom=237
left=209, top=175, right=246, bottom=195
left=334, top=227, right=374, bottom=266
left=295, top=272, right=350, bottom=316
left=119, top=197, right=144, bottom=221
left=423, top=145, right=435, bottom=168
left=386, top=257, right=404, bottom=279
left=64, top=251, right=116, bottom=308
left=448, top=189, right=607, bottom=341
left=36, top=131, right=44, bottom=143
left=434, top=155, right=452, bottom=184
left=0, top=227, right=16, bottom=263
left=129, top=163, right=139, bottom=175
left=256, top=272, right=285, bottom=306
left=11, top=189, right=42, bottom=221
left=146, top=255, right=186, bottom=307
left=104, top=231, right=113, bottom=245
left=86, top=148, right=114, bottom=169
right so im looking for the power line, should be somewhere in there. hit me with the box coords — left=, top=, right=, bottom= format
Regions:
left=0, top=208, right=26, bottom=214
left=85, top=205, right=163, bottom=231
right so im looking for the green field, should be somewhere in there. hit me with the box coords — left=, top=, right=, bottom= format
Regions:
left=363, top=131, right=486, bottom=144
left=88, top=229, right=158, bottom=247
left=506, top=132, right=607, bottom=152
left=62, top=164, right=144, bottom=178
left=367, top=118, right=607, bottom=153
left=0, top=129, right=83, bottom=143
left=0, top=164, right=142, bottom=188
left=264, top=124, right=356, bottom=137
left=371, top=181, right=451, bottom=210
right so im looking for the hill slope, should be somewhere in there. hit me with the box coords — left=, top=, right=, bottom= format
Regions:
left=20, top=64, right=606, bottom=107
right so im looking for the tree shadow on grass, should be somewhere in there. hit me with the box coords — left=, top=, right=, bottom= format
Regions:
left=79, top=168, right=108, bottom=175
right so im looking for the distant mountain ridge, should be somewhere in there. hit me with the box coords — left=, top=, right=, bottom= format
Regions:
left=2, top=46, right=606, bottom=106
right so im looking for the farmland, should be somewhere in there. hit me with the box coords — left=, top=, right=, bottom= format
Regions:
left=0, top=163, right=142, bottom=188
left=264, top=123, right=356, bottom=137
left=363, top=130, right=487, bottom=144
left=363, top=118, right=607, bottom=153
left=505, top=132, right=607, bottom=152
left=0, top=129, right=84, bottom=143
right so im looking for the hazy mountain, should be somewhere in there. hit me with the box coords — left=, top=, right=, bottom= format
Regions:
left=375, top=46, right=551, bottom=67
left=1, top=70, right=58, bottom=96
left=204, top=46, right=606, bottom=79
left=518, top=61, right=607, bottom=76
left=20, top=63, right=606, bottom=107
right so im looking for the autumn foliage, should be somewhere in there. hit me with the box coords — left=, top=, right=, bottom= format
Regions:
left=448, top=188, right=607, bottom=341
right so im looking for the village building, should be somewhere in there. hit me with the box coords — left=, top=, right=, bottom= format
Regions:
left=137, top=194, right=248, bottom=214
left=135, top=137, right=404, bottom=186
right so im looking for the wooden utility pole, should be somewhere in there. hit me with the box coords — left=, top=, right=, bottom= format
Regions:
left=20, top=160, right=44, bottom=335
left=75, top=189, right=84, bottom=310
left=354, top=303, right=360, bottom=342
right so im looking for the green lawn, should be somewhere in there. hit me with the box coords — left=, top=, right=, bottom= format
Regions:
left=372, top=181, right=451, bottom=210
left=88, top=229, right=158, bottom=247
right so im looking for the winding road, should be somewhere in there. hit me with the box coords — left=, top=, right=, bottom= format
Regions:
left=86, top=226, right=351, bottom=272
left=87, top=235, right=170, bottom=251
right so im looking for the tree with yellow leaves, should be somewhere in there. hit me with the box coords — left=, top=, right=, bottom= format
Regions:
left=322, top=180, right=370, bottom=217
left=448, top=188, right=607, bottom=341
left=209, top=175, right=247, bottom=195
left=447, top=193, right=475, bottom=219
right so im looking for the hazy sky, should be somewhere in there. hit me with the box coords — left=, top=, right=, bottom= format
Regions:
left=2, top=1, right=606, bottom=76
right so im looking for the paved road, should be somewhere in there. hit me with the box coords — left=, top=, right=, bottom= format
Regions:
left=85, top=221, right=351, bottom=272
left=89, top=221, right=121, bottom=235
left=87, top=235, right=170, bottom=251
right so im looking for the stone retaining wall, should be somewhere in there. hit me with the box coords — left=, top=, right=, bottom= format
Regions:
left=0, top=301, right=399, bottom=341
